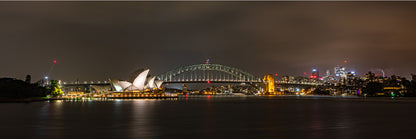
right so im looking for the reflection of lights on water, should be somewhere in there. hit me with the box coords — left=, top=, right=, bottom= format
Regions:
left=131, top=99, right=150, bottom=104
left=48, top=100, right=64, bottom=104
left=48, top=97, right=179, bottom=103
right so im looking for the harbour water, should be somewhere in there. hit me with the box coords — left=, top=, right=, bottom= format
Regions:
left=1, top=96, right=416, bottom=138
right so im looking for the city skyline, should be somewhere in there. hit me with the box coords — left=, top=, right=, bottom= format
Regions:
left=1, top=2, right=416, bottom=81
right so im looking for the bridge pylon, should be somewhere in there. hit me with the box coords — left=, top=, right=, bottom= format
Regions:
left=264, top=74, right=275, bottom=94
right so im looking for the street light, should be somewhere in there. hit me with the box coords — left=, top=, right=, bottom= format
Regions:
left=44, top=76, right=49, bottom=85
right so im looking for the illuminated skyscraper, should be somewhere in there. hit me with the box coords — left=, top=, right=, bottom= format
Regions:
left=310, top=69, right=319, bottom=79
left=334, top=66, right=347, bottom=78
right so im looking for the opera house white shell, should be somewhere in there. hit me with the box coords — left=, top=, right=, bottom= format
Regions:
left=110, top=69, right=163, bottom=92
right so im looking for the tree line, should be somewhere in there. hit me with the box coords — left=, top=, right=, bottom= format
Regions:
left=0, top=75, right=63, bottom=99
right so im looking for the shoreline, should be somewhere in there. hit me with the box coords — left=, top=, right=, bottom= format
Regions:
left=0, top=95, right=401, bottom=103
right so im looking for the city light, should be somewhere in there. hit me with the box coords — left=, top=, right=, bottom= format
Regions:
left=2, top=3, right=416, bottom=138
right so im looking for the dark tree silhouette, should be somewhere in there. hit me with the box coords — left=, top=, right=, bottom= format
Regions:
left=25, top=75, right=31, bottom=84
left=0, top=78, right=48, bottom=98
left=363, top=82, right=383, bottom=96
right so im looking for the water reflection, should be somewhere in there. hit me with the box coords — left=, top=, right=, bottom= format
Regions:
left=36, top=100, right=65, bottom=137
left=1, top=97, right=416, bottom=138
left=129, top=99, right=156, bottom=138
left=202, top=96, right=215, bottom=138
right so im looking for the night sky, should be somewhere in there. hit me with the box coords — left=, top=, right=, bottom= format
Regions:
left=1, top=2, right=416, bottom=81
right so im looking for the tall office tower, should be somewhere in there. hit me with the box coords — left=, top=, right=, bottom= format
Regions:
left=310, top=69, right=319, bottom=79
left=334, top=66, right=347, bottom=79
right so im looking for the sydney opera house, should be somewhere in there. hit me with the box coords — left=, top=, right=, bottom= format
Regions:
left=110, top=69, right=163, bottom=92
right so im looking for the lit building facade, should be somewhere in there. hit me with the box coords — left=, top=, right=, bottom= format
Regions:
left=334, top=66, right=347, bottom=79
left=110, top=69, right=163, bottom=92
left=310, top=69, right=319, bottom=79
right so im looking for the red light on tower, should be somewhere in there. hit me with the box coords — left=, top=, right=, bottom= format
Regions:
left=53, top=60, right=57, bottom=64
left=275, top=73, right=278, bottom=76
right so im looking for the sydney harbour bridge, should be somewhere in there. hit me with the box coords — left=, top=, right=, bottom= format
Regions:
left=157, top=64, right=262, bottom=83
left=61, top=63, right=322, bottom=94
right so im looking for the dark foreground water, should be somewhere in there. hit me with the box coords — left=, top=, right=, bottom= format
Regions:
left=1, top=96, right=416, bottom=139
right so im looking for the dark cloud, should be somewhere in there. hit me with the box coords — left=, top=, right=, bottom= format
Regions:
left=1, top=2, right=416, bottom=81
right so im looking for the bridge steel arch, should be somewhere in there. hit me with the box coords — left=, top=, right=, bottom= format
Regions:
left=156, top=64, right=262, bottom=83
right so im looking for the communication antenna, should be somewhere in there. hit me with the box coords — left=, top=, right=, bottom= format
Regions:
left=47, top=60, right=57, bottom=77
